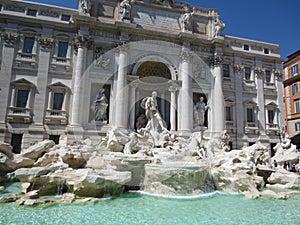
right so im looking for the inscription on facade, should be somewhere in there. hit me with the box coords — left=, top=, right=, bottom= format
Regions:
left=133, top=7, right=180, bottom=30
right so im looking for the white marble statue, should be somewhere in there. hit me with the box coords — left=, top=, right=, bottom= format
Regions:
left=214, top=16, right=225, bottom=38
left=142, top=91, right=167, bottom=133
left=94, top=89, right=108, bottom=122
left=120, top=0, right=132, bottom=21
left=221, top=130, right=231, bottom=152
left=181, top=11, right=193, bottom=32
left=80, top=0, right=89, bottom=14
left=194, top=96, right=209, bottom=127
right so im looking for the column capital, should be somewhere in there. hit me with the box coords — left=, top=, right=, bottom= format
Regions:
left=254, top=68, right=264, bottom=78
left=129, top=79, right=139, bottom=88
left=210, top=55, right=223, bottom=67
left=168, top=80, right=180, bottom=92
left=38, top=37, right=54, bottom=51
left=233, top=64, right=244, bottom=73
left=274, top=71, right=283, bottom=81
left=72, top=34, right=93, bottom=53
left=2, top=32, right=19, bottom=47
left=114, top=41, right=129, bottom=53
left=180, top=47, right=193, bottom=62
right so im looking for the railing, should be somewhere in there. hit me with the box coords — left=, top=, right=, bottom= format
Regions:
left=8, top=106, right=31, bottom=115
left=16, top=52, right=37, bottom=61
left=52, top=56, right=71, bottom=64
left=45, top=109, right=67, bottom=117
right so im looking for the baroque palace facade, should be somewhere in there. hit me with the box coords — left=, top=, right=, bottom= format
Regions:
left=0, top=0, right=284, bottom=152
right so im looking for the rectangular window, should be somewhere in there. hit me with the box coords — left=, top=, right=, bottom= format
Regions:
left=264, top=48, right=269, bottom=54
left=245, top=67, right=251, bottom=80
left=226, top=106, right=232, bottom=121
left=243, top=44, right=249, bottom=51
left=53, top=93, right=64, bottom=110
left=295, top=122, right=300, bottom=131
left=57, top=41, right=68, bottom=58
left=268, top=109, right=275, bottom=124
left=223, top=64, right=230, bottom=78
left=247, top=108, right=254, bottom=122
left=11, top=134, right=23, bottom=154
left=291, top=65, right=299, bottom=76
left=292, top=83, right=299, bottom=95
left=265, top=70, right=271, bottom=83
left=49, top=135, right=60, bottom=144
left=27, top=9, right=37, bottom=17
left=295, top=99, right=300, bottom=113
left=61, top=14, right=71, bottom=21
left=16, top=90, right=29, bottom=108
left=23, top=37, right=35, bottom=54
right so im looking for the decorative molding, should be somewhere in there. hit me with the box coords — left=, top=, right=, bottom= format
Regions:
left=38, top=38, right=54, bottom=51
left=2, top=32, right=19, bottom=47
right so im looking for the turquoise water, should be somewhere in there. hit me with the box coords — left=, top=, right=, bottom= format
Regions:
left=1, top=190, right=300, bottom=225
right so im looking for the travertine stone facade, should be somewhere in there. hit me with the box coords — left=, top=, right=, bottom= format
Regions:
left=0, top=0, right=284, bottom=151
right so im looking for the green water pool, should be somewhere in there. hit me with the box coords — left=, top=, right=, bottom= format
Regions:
left=1, top=191, right=300, bottom=225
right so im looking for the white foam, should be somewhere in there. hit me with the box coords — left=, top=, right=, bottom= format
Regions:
left=133, top=191, right=225, bottom=199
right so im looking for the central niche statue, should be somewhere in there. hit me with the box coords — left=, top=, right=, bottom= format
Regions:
left=140, top=91, right=168, bottom=146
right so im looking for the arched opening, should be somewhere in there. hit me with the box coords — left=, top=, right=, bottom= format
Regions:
left=136, top=61, right=171, bottom=83
left=132, top=61, right=173, bottom=130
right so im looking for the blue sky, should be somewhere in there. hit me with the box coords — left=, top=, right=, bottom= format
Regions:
left=25, top=0, right=296, bottom=60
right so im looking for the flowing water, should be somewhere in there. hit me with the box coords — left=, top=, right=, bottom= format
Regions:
left=1, top=184, right=300, bottom=225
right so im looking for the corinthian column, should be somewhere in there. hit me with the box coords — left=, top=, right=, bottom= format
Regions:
left=180, top=46, right=193, bottom=132
left=169, top=82, right=179, bottom=131
left=114, top=42, right=129, bottom=127
left=211, top=52, right=225, bottom=133
left=70, top=35, right=90, bottom=126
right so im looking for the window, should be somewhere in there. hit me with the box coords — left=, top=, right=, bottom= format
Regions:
left=57, top=41, right=68, bottom=58
left=264, top=48, right=269, bottom=54
left=295, top=122, right=300, bottom=131
left=27, top=9, right=37, bottom=17
left=247, top=108, right=255, bottom=123
left=265, top=70, right=271, bottom=83
left=23, top=37, right=35, bottom=54
left=267, top=109, right=275, bottom=124
left=61, top=14, right=71, bottom=21
left=243, top=44, right=249, bottom=51
left=49, top=135, right=60, bottom=144
left=291, top=65, right=299, bottom=76
left=292, top=83, right=299, bottom=95
left=226, top=106, right=232, bottom=121
left=53, top=93, right=64, bottom=110
left=244, top=67, right=251, bottom=80
left=11, top=134, right=23, bottom=154
left=16, top=90, right=29, bottom=108
left=295, top=99, right=300, bottom=113
left=223, top=64, right=230, bottom=78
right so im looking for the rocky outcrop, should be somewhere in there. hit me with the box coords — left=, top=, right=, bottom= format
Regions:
left=21, top=140, right=55, bottom=160
left=144, top=163, right=216, bottom=195
left=37, top=168, right=132, bottom=197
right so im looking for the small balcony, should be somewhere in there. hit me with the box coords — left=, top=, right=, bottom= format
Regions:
left=245, top=122, right=259, bottom=134
left=44, top=109, right=68, bottom=125
left=266, top=123, right=280, bottom=135
left=15, top=52, right=37, bottom=67
left=7, top=107, right=32, bottom=123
